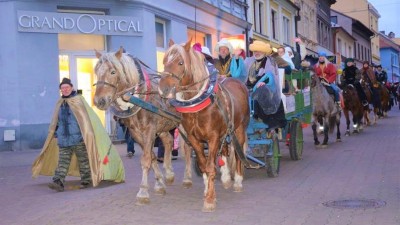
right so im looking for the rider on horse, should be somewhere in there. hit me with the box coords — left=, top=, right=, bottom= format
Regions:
left=341, top=58, right=369, bottom=106
left=375, top=65, right=388, bottom=85
left=361, top=61, right=381, bottom=109
left=313, top=51, right=341, bottom=110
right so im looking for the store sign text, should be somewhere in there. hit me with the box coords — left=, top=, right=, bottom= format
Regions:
left=17, top=11, right=143, bottom=36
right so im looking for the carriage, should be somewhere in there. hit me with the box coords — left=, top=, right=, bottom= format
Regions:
left=244, top=70, right=312, bottom=177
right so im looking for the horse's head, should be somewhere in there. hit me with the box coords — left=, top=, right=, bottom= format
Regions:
left=93, top=47, right=140, bottom=110
left=310, top=71, right=319, bottom=88
left=158, top=39, right=207, bottom=99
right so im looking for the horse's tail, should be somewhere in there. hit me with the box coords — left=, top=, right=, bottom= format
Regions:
left=328, top=116, right=336, bottom=134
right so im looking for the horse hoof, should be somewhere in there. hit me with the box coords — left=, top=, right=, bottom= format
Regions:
left=136, top=197, right=150, bottom=205
left=345, top=132, right=350, bottom=136
left=165, top=176, right=175, bottom=185
left=222, top=180, right=232, bottom=190
left=182, top=180, right=193, bottom=189
left=314, top=142, right=320, bottom=146
left=154, top=187, right=166, bottom=195
left=336, top=139, right=342, bottom=142
left=233, top=184, right=243, bottom=192
left=202, top=201, right=216, bottom=212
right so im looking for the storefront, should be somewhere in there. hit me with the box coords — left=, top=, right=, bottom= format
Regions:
left=0, top=0, right=249, bottom=151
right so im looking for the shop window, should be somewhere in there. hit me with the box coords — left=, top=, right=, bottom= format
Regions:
left=156, top=19, right=167, bottom=72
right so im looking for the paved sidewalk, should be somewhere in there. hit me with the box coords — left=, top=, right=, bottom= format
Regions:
left=1, top=109, right=400, bottom=225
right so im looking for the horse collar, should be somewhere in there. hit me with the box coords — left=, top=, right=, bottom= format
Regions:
left=170, top=66, right=219, bottom=113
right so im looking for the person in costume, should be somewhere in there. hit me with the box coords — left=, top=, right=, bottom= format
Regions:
left=361, top=61, right=381, bottom=109
left=32, top=78, right=125, bottom=192
left=214, top=39, right=247, bottom=82
left=313, top=51, right=341, bottom=110
left=244, top=40, right=287, bottom=130
left=375, top=65, right=388, bottom=85
left=341, top=58, right=369, bottom=106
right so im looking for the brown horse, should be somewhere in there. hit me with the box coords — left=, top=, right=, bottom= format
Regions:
left=158, top=40, right=250, bottom=212
left=93, top=48, right=192, bottom=205
left=310, top=73, right=341, bottom=147
left=342, top=84, right=365, bottom=136
left=361, top=81, right=389, bottom=124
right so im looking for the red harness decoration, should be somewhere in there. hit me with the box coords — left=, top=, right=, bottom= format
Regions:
left=174, top=82, right=219, bottom=113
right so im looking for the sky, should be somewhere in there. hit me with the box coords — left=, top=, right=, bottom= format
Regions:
left=368, top=0, right=400, bottom=37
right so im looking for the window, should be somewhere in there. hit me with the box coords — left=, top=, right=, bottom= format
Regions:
left=349, top=46, right=352, bottom=58
left=253, top=0, right=265, bottom=34
left=282, top=16, right=290, bottom=44
left=155, top=19, right=166, bottom=49
left=271, top=9, right=278, bottom=40
left=331, top=16, right=337, bottom=24
left=155, top=19, right=167, bottom=72
left=337, top=38, right=342, bottom=53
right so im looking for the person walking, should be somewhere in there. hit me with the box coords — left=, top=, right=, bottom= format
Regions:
left=32, top=78, right=125, bottom=192
left=114, top=116, right=135, bottom=158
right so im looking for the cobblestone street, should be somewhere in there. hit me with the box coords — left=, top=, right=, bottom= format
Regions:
left=1, top=110, right=400, bottom=225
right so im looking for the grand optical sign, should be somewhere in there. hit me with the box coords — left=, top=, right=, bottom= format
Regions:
left=17, top=11, right=143, bottom=36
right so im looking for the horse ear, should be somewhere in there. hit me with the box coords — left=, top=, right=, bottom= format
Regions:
left=168, top=39, right=175, bottom=47
left=183, top=38, right=192, bottom=52
left=95, top=49, right=102, bottom=59
left=115, top=46, right=124, bottom=59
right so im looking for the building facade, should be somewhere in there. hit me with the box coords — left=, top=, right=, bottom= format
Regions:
left=316, top=0, right=336, bottom=55
left=331, top=10, right=373, bottom=68
left=332, top=0, right=380, bottom=65
left=379, top=32, right=400, bottom=82
left=248, top=0, right=299, bottom=49
left=291, top=0, right=318, bottom=54
left=0, top=0, right=249, bottom=151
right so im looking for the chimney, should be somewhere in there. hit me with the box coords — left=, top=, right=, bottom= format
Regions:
left=388, top=32, right=395, bottom=38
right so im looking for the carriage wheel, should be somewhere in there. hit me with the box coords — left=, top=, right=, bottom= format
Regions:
left=266, top=134, right=280, bottom=178
left=289, top=119, right=303, bottom=160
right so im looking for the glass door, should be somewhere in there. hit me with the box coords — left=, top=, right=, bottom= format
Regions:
left=58, top=52, right=108, bottom=129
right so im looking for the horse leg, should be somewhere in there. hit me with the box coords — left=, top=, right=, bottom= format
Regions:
left=219, top=143, right=232, bottom=190
left=311, top=122, right=320, bottom=145
left=158, top=131, right=175, bottom=185
left=344, top=109, right=351, bottom=136
left=202, top=138, right=219, bottom=212
left=321, top=118, right=329, bottom=146
left=231, top=126, right=247, bottom=192
left=336, top=113, right=341, bottom=142
left=136, top=142, right=154, bottom=204
left=181, top=140, right=193, bottom=188
left=233, top=137, right=247, bottom=192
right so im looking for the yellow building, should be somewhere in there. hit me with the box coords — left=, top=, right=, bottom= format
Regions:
left=249, top=0, right=299, bottom=49
left=291, top=0, right=318, bottom=54
left=332, top=0, right=381, bottom=65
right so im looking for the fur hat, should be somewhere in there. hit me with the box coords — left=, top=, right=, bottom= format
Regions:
left=249, top=40, right=272, bottom=55
left=59, top=77, right=73, bottom=88
left=214, top=39, right=233, bottom=54
left=345, top=58, right=354, bottom=63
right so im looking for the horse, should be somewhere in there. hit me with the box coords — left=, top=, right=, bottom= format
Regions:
left=158, top=39, right=250, bottom=212
left=310, top=73, right=341, bottom=147
left=341, top=84, right=365, bottom=136
left=378, top=84, right=390, bottom=117
left=93, top=47, right=192, bottom=205
left=360, top=81, right=389, bottom=123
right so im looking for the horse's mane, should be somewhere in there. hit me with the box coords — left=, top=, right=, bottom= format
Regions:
left=165, top=43, right=208, bottom=84
left=95, top=52, right=140, bottom=86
